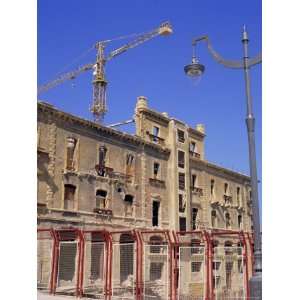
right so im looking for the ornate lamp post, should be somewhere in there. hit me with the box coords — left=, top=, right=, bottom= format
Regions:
left=184, top=26, right=262, bottom=299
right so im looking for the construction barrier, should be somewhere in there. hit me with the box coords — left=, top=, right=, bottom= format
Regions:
left=37, top=228, right=252, bottom=300
left=174, top=231, right=210, bottom=300
left=37, top=229, right=55, bottom=293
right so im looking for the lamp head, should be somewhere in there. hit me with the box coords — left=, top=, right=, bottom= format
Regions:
left=184, top=56, right=205, bottom=78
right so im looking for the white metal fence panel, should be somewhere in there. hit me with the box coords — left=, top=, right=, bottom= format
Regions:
left=112, top=243, right=136, bottom=299
left=56, top=241, right=79, bottom=295
left=82, top=241, right=106, bottom=298
left=37, top=231, right=54, bottom=292
left=213, top=247, right=245, bottom=300
left=178, top=246, right=205, bottom=300
left=143, top=244, right=169, bottom=300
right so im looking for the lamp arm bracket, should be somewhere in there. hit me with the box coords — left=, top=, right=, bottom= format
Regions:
left=192, top=35, right=261, bottom=69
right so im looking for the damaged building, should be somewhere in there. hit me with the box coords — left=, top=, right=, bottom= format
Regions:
left=37, top=96, right=254, bottom=299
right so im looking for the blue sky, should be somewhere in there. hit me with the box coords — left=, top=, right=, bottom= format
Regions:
left=38, top=0, right=261, bottom=208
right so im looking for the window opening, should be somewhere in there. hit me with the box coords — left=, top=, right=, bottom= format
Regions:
left=97, top=145, right=107, bottom=176
left=178, top=150, right=185, bottom=168
left=152, top=201, right=160, bottom=227
left=178, top=173, right=185, bottom=190
left=190, top=141, right=196, bottom=152
left=64, top=184, right=76, bottom=210
left=153, top=126, right=160, bottom=143
left=210, top=179, right=215, bottom=196
left=178, top=194, right=185, bottom=213
left=238, top=214, right=243, bottom=229
left=153, top=162, right=160, bottom=179
left=66, top=137, right=77, bottom=171
left=179, top=217, right=186, bottom=231
left=96, top=189, right=107, bottom=209
left=192, top=208, right=198, bottom=230
left=211, top=210, right=217, bottom=228
left=192, top=174, right=197, bottom=188
left=177, top=129, right=185, bottom=143
left=191, top=261, right=201, bottom=272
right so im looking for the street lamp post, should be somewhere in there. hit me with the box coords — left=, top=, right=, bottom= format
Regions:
left=184, top=26, right=262, bottom=299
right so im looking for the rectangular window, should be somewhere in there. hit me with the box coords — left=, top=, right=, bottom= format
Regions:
left=150, top=262, right=163, bottom=281
left=177, top=129, right=185, bottom=143
left=153, top=162, right=160, bottom=179
left=66, top=137, right=77, bottom=170
left=153, top=126, right=160, bottom=143
left=191, top=174, right=197, bottom=188
left=179, top=217, right=186, bottom=231
left=192, top=208, right=198, bottom=230
left=190, top=141, right=196, bottom=152
left=64, top=184, right=76, bottom=210
left=224, top=183, right=228, bottom=194
left=126, top=154, right=134, bottom=176
left=225, top=262, right=233, bottom=289
left=238, top=215, right=243, bottom=229
left=191, top=261, right=201, bottom=273
left=97, top=145, right=107, bottom=176
left=237, top=187, right=240, bottom=203
left=210, top=179, right=215, bottom=196
left=96, top=190, right=107, bottom=209
left=178, top=173, right=185, bottom=190
left=152, top=201, right=160, bottom=227
left=178, top=150, right=185, bottom=168
left=178, top=194, right=185, bottom=213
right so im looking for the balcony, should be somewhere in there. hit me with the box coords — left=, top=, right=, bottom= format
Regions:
left=93, top=208, right=113, bottom=218
left=191, top=186, right=204, bottom=196
left=223, top=195, right=233, bottom=207
left=189, top=150, right=201, bottom=159
left=146, top=131, right=165, bottom=146
left=149, top=178, right=166, bottom=188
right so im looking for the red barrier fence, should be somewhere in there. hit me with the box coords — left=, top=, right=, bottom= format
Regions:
left=37, top=228, right=252, bottom=300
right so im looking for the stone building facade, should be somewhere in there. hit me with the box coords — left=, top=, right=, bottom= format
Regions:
left=37, top=96, right=253, bottom=298
left=38, top=96, right=253, bottom=232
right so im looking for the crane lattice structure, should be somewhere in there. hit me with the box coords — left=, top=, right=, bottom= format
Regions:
left=38, top=22, right=173, bottom=123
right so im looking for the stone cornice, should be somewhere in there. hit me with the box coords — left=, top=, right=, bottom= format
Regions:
left=38, top=102, right=170, bottom=155
left=188, top=127, right=206, bottom=138
left=190, top=159, right=250, bottom=182
left=137, top=107, right=170, bottom=125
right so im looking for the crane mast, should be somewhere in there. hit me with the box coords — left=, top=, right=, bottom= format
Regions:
left=38, top=22, right=172, bottom=124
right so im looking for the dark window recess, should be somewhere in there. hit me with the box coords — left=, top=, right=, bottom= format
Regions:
left=152, top=126, right=160, bottom=143
left=124, top=194, right=134, bottom=204
left=126, top=154, right=134, bottom=176
left=66, top=138, right=77, bottom=170
left=192, top=208, right=198, bottom=230
left=224, top=183, right=228, bottom=194
left=97, top=145, right=107, bottom=176
left=190, top=141, right=196, bottom=152
left=177, top=129, right=185, bottom=143
left=150, top=262, right=163, bottom=281
left=152, top=201, right=160, bottom=227
left=153, top=162, right=160, bottom=178
left=96, top=190, right=107, bottom=209
left=178, top=173, right=185, bottom=190
left=210, top=179, right=215, bottom=195
left=191, top=261, right=201, bottom=272
left=150, top=236, right=163, bottom=253
left=225, top=262, right=233, bottom=289
left=238, top=215, right=242, bottom=229
left=191, top=174, right=197, bottom=188
left=179, top=217, right=186, bottom=231
left=64, top=184, right=76, bottom=210
left=178, top=151, right=185, bottom=168
left=225, top=213, right=231, bottom=229
left=211, top=210, right=217, bottom=228
left=178, top=194, right=185, bottom=213
left=237, top=187, right=240, bottom=201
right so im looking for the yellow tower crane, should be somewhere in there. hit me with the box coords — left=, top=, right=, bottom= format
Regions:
left=38, top=21, right=173, bottom=123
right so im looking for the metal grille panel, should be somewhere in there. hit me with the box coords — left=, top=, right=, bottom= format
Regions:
left=112, top=243, right=136, bottom=299
left=82, top=241, right=106, bottom=298
left=37, top=231, right=54, bottom=292
left=178, top=246, right=205, bottom=300
left=143, top=244, right=169, bottom=300
left=56, top=241, right=79, bottom=295
left=213, top=247, right=245, bottom=300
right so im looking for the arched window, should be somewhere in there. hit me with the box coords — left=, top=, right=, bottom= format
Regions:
left=149, top=236, right=163, bottom=253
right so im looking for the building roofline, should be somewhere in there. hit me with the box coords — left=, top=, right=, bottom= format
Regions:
left=38, top=101, right=170, bottom=155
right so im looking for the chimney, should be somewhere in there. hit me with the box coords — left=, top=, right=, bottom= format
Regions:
left=196, top=124, right=205, bottom=135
